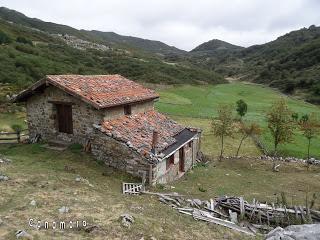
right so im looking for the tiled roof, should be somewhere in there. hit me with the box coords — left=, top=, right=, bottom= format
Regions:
left=99, top=110, right=185, bottom=158
left=15, top=75, right=159, bottom=109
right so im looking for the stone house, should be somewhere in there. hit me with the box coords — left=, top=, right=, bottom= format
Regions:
left=14, top=75, right=201, bottom=184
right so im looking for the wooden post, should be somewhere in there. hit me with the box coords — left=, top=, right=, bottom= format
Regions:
left=17, top=131, right=21, bottom=143
left=141, top=171, right=146, bottom=191
left=148, top=164, right=153, bottom=185
left=239, top=197, right=245, bottom=220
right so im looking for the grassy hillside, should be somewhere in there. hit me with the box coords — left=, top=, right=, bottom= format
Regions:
left=0, top=18, right=224, bottom=90
left=0, top=7, right=186, bottom=57
left=190, top=26, right=320, bottom=104
left=155, top=83, right=320, bottom=159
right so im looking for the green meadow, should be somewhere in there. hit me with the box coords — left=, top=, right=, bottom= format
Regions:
left=155, top=82, right=320, bottom=159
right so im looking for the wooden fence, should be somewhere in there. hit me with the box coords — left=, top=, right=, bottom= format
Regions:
left=0, top=129, right=29, bottom=144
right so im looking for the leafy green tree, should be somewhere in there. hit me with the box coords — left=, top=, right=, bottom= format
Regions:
left=267, top=99, right=295, bottom=170
left=212, top=104, right=234, bottom=161
left=0, top=30, right=11, bottom=44
left=236, top=99, right=247, bottom=120
left=236, top=122, right=262, bottom=157
left=299, top=113, right=320, bottom=161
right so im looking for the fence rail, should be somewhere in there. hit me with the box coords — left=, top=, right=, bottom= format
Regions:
left=0, top=129, right=29, bottom=144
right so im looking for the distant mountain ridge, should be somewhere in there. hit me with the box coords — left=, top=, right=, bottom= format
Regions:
left=191, top=39, right=243, bottom=53
left=0, top=7, right=185, bottom=56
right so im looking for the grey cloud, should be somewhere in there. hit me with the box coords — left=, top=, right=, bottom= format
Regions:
left=1, top=0, right=320, bottom=50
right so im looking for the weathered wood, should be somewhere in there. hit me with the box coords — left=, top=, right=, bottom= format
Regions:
left=193, top=211, right=255, bottom=236
left=140, top=191, right=185, bottom=197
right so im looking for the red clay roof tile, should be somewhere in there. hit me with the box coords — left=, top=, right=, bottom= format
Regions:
left=100, top=110, right=184, bottom=156
left=46, top=75, right=159, bottom=108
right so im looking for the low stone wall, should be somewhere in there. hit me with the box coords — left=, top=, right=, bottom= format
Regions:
left=260, top=155, right=320, bottom=165
left=90, top=129, right=154, bottom=182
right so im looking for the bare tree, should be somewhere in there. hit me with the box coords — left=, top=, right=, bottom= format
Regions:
left=212, top=104, right=234, bottom=161
left=299, top=112, right=320, bottom=161
left=236, top=122, right=262, bottom=157
left=267, top=99, right=295, bottom=171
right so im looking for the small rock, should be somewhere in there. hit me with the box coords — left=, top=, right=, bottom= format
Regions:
left=16, top=230, right=33, bottom=239
left=30, top=200, right=36, bottom=206
left=120, top=214, right=134, bottom=228
left=75, top=176, right=81, bottom=182
left=266, top=226, right=284, bottom=238
left=0, top=175, right=9, bottom=181
left=58, top=206, right=69, bottom=214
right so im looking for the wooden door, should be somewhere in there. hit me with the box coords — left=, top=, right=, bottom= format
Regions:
left=56, top=104, right=73, bottom=134
left=179, top=147, right=185, bottom=172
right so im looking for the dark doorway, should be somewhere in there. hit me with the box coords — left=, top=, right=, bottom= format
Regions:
left=56, top=104, right=73, bottom=134
left=179, top=147, right=185, bottom=172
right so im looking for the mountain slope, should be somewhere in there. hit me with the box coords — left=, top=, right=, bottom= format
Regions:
left=0, top=7, right=185, bottom=56
left=239, top=25, right=320, bottom=103
left=189, top=26, right=320, bottom=104
left=86, top=30, right=186, bottom=56
left=0, top=15, right=224, bottom=91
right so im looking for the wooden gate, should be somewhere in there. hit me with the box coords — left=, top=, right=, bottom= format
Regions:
left=122, top=182, right=144, bottom=195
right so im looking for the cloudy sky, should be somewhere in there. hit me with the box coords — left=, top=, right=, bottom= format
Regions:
left=1, top=0, right=320, bottom=50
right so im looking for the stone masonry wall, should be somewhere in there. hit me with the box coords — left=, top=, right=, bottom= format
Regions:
left=155, top=138, right=199, bottom=184
left=90, top=129, right=153, bottom=181
left=26, top=85, right=155, bottom=145
left=26, top=86, right=104, bottom=144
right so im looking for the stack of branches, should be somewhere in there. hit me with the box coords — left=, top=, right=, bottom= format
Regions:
left=141, top=192, right=320, bottom=236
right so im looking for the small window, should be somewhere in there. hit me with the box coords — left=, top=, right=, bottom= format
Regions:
left=124, top=105, right=132, bottom=115
left=166, top=155, right=175, bottom=170
left=188, top=141, right=192, bottom=148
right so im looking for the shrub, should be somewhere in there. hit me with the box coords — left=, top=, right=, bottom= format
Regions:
left=16, top=36, right=33, bottom=45
left=0, top=30, right=11, bottom=44
left=11, top=124, right=23, bottom=133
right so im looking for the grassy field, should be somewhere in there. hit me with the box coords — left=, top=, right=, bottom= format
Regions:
left=155, top=83, right=320, bottom=159
left=0, top=144, right=319, bottom=239
left=0, top=144, right=261, bottom=240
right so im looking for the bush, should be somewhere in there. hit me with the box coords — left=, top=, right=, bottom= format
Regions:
left=16, top=36, right=33, bottom=45
left=11, top=124, right=23, bottom=133
left=0, top=30, right=11, bottom=44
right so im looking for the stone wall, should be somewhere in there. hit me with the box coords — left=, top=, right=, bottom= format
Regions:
left=91, top=129, right=153, bottom=181
left=155, top=138, right=199, bottom=184
left=26, top=86, right=104, bottom=144
left=26, top=85, right=155, bottom=145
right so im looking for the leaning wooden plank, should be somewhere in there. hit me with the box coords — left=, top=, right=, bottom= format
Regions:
left=140, top=191, right=185, bottom=197
left=193, top=213, right=255, bottom=236
left=178, top=210, right=193, bottom=216
left=203, top=207, right=229, bottom=218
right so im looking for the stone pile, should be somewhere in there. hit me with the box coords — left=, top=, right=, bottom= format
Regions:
left=260, top=155, right=320, bottom=165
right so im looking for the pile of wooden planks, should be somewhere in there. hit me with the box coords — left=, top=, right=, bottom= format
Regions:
left=141, top=191, right=320, bottom=236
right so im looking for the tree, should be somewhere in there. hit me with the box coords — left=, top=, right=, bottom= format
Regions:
left=236, top=122, right=262, bottom=157
left=299, top=113, right=320, bottom=161
left=212, top=104, right=234, bottom=161
left=236, top=99, right=247, bottom=120
left=267, top=99, right=295, bottom=170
